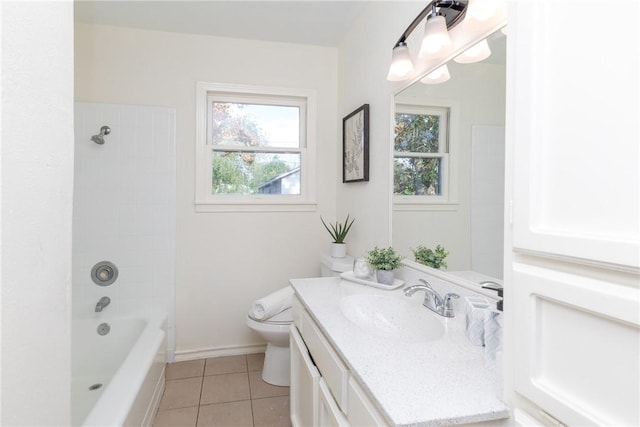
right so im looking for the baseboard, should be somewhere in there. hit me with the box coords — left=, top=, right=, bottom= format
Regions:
left=174, top=344, right=268, bottom=362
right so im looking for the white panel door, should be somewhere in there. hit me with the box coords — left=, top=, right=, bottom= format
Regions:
left=505, top=1, right=640, bottom=426
left=509, top=0, right=640, bottom=270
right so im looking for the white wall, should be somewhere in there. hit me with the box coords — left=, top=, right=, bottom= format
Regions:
left=393, top=61, right=506, bottom=271
left=337, top=2, right=426, bottom=257
left=1, top=1, right=74, bottom=425
left=73, top=103, right=176, bottom=348
left=75, top=24, right=338, bottom=357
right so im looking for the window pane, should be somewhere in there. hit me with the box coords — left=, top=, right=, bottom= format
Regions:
left=212, top=151, right=301, bottom=195
left=211, top=102, right=300, bottom=148
left=394, top=112, right=440, bottom=153
left=394, top=157, right=442, bottom=195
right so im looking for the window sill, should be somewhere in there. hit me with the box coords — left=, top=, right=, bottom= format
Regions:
left=393, top=200, right=459, bottom=212
left=195, top=201, right=317, bottom=213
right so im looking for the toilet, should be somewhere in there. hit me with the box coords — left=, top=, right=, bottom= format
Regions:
left=246, top=255, right=353, bottom=386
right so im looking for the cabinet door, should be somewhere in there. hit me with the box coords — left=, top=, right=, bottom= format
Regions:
left=346, top=377, right=388, bottom=427
left=290, top=325, right=319, bottom=427
left=319, top=378, right=350, bottom=427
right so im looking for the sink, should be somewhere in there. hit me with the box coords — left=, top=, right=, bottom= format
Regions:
left=339, top=294, right=445, bottom=342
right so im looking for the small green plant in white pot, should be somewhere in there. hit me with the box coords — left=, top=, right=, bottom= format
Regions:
left=412, top=244, right=449, bottom=269
left=321, top=214, right=355, bottom=258
left=366, top=246, right=403, bottom=285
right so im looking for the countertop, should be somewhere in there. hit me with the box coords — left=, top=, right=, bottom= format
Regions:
left=290, top=276, right=509, bottom=427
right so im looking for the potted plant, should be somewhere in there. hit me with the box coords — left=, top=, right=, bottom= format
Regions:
left=366, top=246, right=403, bottom=285
left=321, top=214, right=355, bottom=258
left=412, top=244, right=449, bottom=269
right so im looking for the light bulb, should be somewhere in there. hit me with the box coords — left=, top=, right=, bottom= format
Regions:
left=420, top=65, right=451, bottom=84
left=419, top=14, right=452, bottom=58
left=454, top=39, right=492, bottom=63
left=387, top=43, right=415, bottom=81
left=466, top=0, right=498, bottom=22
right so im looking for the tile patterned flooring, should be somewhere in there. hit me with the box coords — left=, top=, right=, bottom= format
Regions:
left=153, top=354, right=291, bottom=427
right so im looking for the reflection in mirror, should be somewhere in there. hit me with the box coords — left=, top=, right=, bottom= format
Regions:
left=392, top=29, right=506, bottom=283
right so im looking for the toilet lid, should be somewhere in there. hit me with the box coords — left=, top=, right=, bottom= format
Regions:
left=250, top=307, right=293, bottom=325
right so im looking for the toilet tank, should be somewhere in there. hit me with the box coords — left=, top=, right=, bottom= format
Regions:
left=320, top=254, right=354, bottom=277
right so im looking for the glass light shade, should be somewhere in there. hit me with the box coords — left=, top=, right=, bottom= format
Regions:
left=387, top=44, right=415, bottom=81
left=466, top=0, right=498, bottom=22
left=454, top=39, right=492, bottom=64
left=420, top=65, right=451, bottom=85
left=419, top=15, right=452, bottom=58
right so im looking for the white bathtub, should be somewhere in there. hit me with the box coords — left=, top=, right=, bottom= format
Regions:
left=72, top=312, right=167, bottom=427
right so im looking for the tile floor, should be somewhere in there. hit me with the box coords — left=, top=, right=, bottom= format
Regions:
left=153, top=354, right=291, bottom=427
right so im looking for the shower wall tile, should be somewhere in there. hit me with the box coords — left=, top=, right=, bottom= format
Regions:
left=73, top=102, right=176, bottom=325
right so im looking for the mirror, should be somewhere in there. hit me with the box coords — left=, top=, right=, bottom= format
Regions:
left=392, top=29, right=506, bottom=284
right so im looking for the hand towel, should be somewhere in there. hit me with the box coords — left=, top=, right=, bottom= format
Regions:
left=464, top=296, right=490, bottom=346
left=250, top=286, right=294, bottom=320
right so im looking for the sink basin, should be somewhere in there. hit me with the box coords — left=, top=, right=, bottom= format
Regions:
left=339, top=294, right=445, bottom=342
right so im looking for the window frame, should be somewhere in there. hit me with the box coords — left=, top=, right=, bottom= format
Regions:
left=393, top=101, right=459, bottom=211
left=195, top=82, right=317, bottom=212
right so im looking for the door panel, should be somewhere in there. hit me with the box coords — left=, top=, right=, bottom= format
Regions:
left=513, top=263, right=639, bottom=426
left=509, top=0, right=640, bottom=269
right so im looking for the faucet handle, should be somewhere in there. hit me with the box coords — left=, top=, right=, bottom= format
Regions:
left=442, top=293, right=460, bottom=317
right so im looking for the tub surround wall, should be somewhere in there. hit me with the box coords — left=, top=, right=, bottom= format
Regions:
left=73, top=102, right=176, bottom=356
left=74, top=24, right=339, bottom=357
left=1, top=1, right=74, bottom=425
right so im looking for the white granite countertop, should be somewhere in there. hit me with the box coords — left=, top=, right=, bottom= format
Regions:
left=291, top=276, right=509, bottom=427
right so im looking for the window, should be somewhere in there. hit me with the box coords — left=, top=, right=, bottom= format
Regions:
left=394, top=104, right=457, bottom=208
left=195, top=83, right=317, bottom=212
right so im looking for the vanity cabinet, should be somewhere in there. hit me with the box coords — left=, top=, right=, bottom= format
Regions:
left=290, top=296, right=388, bottom=427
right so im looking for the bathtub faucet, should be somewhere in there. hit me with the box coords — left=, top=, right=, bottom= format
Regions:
left=95, top=296, right=111, bottom=312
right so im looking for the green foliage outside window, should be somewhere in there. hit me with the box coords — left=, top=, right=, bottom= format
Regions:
left=210, top=102, right=298, bottom=194
left=212, top=153, right=292, bottom=195
left=394, top=112, right=442, bottom=196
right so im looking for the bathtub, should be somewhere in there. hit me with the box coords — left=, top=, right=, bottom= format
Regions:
left=72, top=311, right=167, bottom=426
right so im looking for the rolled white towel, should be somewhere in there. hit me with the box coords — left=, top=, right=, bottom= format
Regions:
left=250, top=286, right=294, bottom=320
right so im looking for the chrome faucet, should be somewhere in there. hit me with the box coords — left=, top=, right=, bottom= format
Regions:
left=95, top=296, right=111, bottom=312
left=404, top=279, right=460, bottom=318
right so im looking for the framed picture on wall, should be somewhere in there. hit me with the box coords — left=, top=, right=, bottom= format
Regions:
left=342, top=104, right=370, bottom=183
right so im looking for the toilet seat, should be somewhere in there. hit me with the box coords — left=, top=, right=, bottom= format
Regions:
left=248, top=307, right=293, bottom=325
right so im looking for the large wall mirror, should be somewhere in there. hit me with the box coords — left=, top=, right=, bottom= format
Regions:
left=392, top=28, right=506, bottom=284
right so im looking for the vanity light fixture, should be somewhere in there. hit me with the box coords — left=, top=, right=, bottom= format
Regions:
left=453, top=38, right=491, bottom=63
left=386, top=0, right=467, bottom=82
left=420, top=64, right=451, bottom=84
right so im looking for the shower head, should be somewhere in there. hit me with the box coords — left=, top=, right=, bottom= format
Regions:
left=91, top=125, right=111, bottom=145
